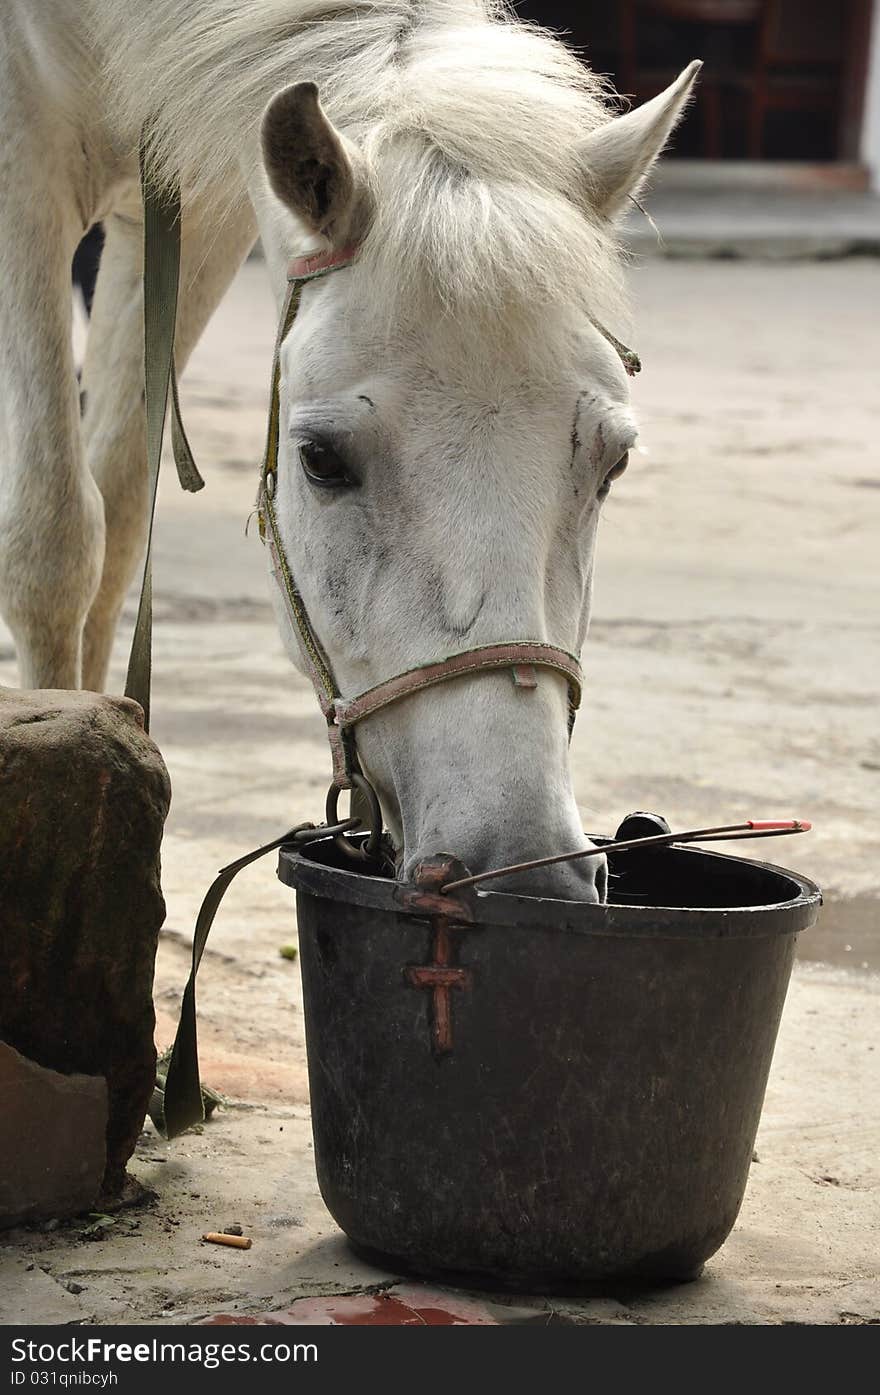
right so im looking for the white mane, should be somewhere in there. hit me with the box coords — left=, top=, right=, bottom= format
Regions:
left=87, top=0, right=626, bottom=327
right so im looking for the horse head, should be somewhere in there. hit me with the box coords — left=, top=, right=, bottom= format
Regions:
left=254, top=59, right=700, bottom=900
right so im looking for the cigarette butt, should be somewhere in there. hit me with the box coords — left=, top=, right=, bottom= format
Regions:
left=202, top=1231, right=252, bottom=1249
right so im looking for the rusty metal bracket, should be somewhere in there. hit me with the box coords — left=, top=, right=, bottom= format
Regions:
left=400, top=856, right=475, bottom=1058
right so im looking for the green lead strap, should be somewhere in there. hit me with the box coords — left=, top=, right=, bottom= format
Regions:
left=125, top=147, right=203, bottom=730
left=125, top=146, right=224, bottom=1137
left=131, top=160, right=303, bottom=1138
left=170, top=354, right=204, bottom=493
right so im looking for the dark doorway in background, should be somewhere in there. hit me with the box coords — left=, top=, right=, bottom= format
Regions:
left=513, top=1, right=873, bottom=162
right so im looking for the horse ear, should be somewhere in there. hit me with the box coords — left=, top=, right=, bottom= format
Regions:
left=580, top=61, right=702, bottom=221
left=261, top=82, right=370, bottom=240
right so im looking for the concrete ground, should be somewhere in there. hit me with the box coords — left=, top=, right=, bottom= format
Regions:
left=0, top=255, right=877, bottom=1324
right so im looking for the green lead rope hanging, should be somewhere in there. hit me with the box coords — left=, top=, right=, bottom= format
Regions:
left=129, top=146, right=240, bottom=1138
left=125, top=146, right=203, bottom=730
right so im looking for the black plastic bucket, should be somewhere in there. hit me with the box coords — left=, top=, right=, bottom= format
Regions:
left=278, top=818, right=820, bottom=1287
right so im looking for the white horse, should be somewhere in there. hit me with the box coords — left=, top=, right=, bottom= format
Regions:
left=0, top=1, right=698, bottom=897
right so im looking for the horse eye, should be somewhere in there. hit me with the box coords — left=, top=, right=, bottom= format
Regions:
left=599, top=451, right=629, bottom=498
left=299, top=440, right=354, bottom=489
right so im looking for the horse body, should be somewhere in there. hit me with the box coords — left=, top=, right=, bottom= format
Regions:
left=0, top=1, right=698, bottom=896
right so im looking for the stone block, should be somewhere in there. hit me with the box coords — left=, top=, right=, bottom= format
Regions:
left=0, top=688, right=170, bottom=1192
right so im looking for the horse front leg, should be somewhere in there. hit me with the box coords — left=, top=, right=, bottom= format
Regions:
left=81, top=196, right=256, bottom=692
left=0, top=166, right=105, bottom=688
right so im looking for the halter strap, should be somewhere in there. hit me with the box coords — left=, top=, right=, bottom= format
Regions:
left=334, top=643, right=582, bottom=728
left=257, top=243, right=588, bottom=789
left=589, top=316, right=641, bottom=377
left=288, top=242, right=360, bottom=281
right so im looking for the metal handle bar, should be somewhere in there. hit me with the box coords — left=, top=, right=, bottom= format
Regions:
left=440, top=820, right=812, bottom=895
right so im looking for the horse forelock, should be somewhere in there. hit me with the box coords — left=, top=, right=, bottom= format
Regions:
left=87, top=0, right=627, bottom=330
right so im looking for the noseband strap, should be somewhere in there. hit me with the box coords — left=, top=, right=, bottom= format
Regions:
left=333, top=643, right=582, bottom=729
left=321, top=641, right=582, bottom=788
left=258, top=244, right=587, bottom=790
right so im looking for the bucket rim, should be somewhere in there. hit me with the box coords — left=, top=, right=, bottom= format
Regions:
left=279, top=837, right=822, bottom=940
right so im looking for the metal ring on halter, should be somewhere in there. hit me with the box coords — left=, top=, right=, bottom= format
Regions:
left=325, top=772, right=383, bottom=861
